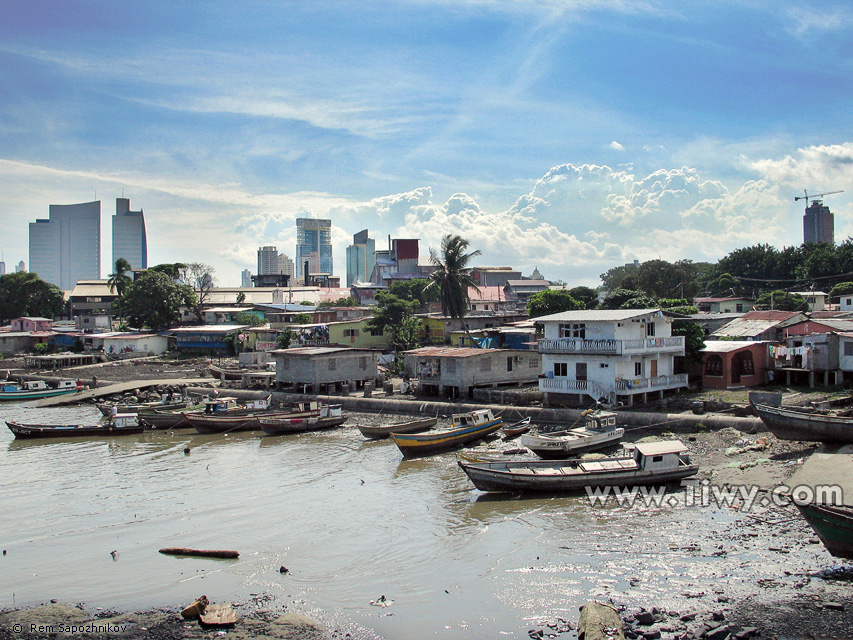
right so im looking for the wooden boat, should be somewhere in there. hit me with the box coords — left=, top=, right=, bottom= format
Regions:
left=357, top=416, right=438, bottom=440
left=259, top=406, right=346, bottom=435
left=521, top=409, right=625, bottom=459
left=796, top=503, right=853, bottom=559
left=501, top=417, right=532, bottom=440
left=186, top=400, right=323, bottom=434
left=789, top=444, right=853, bottom=559
left=97, top=398, right=190, bottom=416
left=0, top=379, right=79, bottom=401
left=753, top=403, right=853, bottom=443
left=391, top=409, right=503, bottom=458
left=208, top=363, right=252, bottom=380
left=458, top=440, right=698, bottom=493
left=6, top=413, right=143, bottom=439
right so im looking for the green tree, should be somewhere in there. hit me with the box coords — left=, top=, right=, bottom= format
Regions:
left=147, top=263, right=187, bottom=279
left=829, top=282, right=853, bottom=299
left=388, top=279, right=439, bottom=308
left=232, top=311, right=265, bottom=326
left=121, top=271, right=192, bottom=331
left=276, top=328, right=294, bottom=349
left=293, top=313, right=313, bottom=324
left=317, top=296, right=357, bottom=308
left=108, top=257, right=133, bottom=321
left=526, top=290, right=584, bottom=318
left=599, top=288, right=655, bottom=310
left=367, top=292, right=421, bottom=359
left=423, top=234, right=481, bottom=343
left=179, top=262, right=216, bottom=324
left=672, top=321, right=705, bottom=365
left=0, top=272, right=65, bottom=322
left=568, top=286, right=597, bottom=309
left=599, top=263, right=640, bottom=292
left=755, top=290, right=809, bottom=312
left=236, top=291, right=246, bottom=304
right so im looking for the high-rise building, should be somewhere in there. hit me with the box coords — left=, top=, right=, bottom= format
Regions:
left=257, top=246, right=279, bottom=275
left=112, top=198, right=147, bottom=271
left=346, top=229, right=376, bottom=286
left=295, top=218, right=332, bottom=282
left=241, top=269, right=253, bottom=288
left=15, top=261, right=26, bottom=273
left=29, top=201, right=100, bottom=290
left=803, top=199, right=835, bottom=245
left=0, top=261, right=5, bottom=276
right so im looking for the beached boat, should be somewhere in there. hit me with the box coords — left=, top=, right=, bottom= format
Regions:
left=0, top=379, right=79, bottom=401
left=752, top=403, right=853, bottom=443
left=501, top=417, right=532, bottom=440
left=208, top=363, right=252, bottom=380
left=357, top=416, right=438, bottom=440
left=789, top=444, right=853, bottom=559
left=458, top=440, right=698, bottom=493
left=186, top=400, right=323, bottom=434
left=391, top=409, right=503, bottom=458
left=96, top=397, right=190, bottom=416
left=6, top=413, right=143, bottom=439
left=259, top=405, right=346, bottom=435
left=521, top=409, right=625, bottom=459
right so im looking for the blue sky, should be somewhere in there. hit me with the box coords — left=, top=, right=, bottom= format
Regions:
left=2, top=0, right=852, bottom=287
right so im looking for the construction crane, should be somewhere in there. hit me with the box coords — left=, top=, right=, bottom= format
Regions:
left=794, top=189, right=843, bottom=207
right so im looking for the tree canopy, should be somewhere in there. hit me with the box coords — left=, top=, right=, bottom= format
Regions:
left=0, top=272, right=65, bottom=322
left=121, top=271, right=195, bottom=331
left=367, top=292, right=420, bottom=353
left=388, top=279, right=439, bottom=308
left=424, top=235, right=481, bottom=336
left=526, top=289, right=584, bottom=318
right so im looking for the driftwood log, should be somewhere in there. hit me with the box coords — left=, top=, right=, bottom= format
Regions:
left=578, top=601, right=625, bottom=640
left=159, top=547, right=239, bottom=559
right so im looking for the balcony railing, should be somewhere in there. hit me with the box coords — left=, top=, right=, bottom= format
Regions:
left=538, top=336, right=684, bottom=355
left=539, top=373, right=688, bottom=397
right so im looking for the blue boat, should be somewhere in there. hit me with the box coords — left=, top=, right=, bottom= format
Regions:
left=0, top=379, right=79, bottom=401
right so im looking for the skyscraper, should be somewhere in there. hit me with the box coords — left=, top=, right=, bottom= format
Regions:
left=241, top=269, right=253, bottom=288
left=112, top=198, right=147, bottom=271
left=803, top=199, right=835, bottom=245
left=295, top=218, right=332, bottom=282
left=277, top=253, right=294, bottom=278
left=0, top=261, right=5, bottom=276
left=29, top=201, right=100, bottom=290
left=257, top=246, right=279, bottom=275
left=346, top=229, right=375, bottom=286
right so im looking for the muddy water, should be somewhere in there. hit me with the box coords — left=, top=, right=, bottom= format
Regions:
left=0, top=402, right=830, bottom=639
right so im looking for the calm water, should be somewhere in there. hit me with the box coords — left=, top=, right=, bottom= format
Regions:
left=0, top=402, right=827, bottom=639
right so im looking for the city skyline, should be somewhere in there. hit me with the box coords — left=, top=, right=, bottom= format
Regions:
left=1, top=2, right=852, bottom=287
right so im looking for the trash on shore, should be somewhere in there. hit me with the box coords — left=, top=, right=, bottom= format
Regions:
left=200, top=604, right=238, bottom=626
left=159, top=547, right=239, bottom=559
left=181, top=595, right=209, bottom=619
left=577, top=600, right=624, bottom=640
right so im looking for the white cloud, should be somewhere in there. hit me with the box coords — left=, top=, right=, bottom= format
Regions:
left=610, top=141, right=625, bottom=151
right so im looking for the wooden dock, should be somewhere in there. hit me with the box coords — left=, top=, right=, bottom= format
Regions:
left=30, top=378, right=215, bottom=407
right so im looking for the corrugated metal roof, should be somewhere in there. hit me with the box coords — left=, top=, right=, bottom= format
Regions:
left=712, top=318, right=781, bottom=337
left=535, top=309, right=661, bottom=323
left=701, top=340, right=768, bottom=353
left=404, top=347, right=504, bottom=358
left=270, top=347, right=361, bottom=356
left=793, top=319, right=853, bottom=332
left=170, top=324, right=250, bottom=333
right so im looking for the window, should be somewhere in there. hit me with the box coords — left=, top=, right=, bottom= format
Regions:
left=845, top=341, right=853, bottom=357
left=705, top=355, right=723, bottom=377
left=652, top=455, right=663, bottom=463
left=740, top=351, right=755, bottom=375
left=559, top=323, right=585, bottom=338
left=554, top=362, right=568, bottom=377
left=507, top=357, right=513, bottom=372
left=529, top=358, right=538, bottom=369
left=600, top=363, right=609, bottom=368
left=634, top=361, right=643, bottom=376
left=369, top=327, right=383, bottom=336
left=646, top=321, right=655, bottom=337
left=328, top=359, right=337, bottom=371
left=359, top=356, right=367, bottom=370
left=736, top=304, right=743, bottom=312
left=576, top=362, right=587, bottom=381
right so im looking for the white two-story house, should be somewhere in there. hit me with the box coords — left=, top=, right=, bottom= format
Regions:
left=536, top=309, right=688, bottom=407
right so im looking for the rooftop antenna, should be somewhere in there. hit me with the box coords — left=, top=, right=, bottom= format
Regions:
left=794, top=189, right=843, bottom=207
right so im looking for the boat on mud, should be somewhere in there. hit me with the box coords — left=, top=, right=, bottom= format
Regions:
left=185, top=400, right=324, bottom=434
left=521, top=408, right=624, bottom=459
left=458, top=440, right=698, bottom=493
left=753, top=403, right=853, bottom=443
left=6, top=413, right=144, bottom=439
left=391, top=409, right=503, bottom=458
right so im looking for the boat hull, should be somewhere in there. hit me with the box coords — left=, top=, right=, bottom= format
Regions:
left=753, top=403, right=853, bottom=443
left=0, top=388, right=78, bottom=401
left=358, top=417, right=438, bottom=440
left=458, top=458, right=698, bottom=493
left=260, top=415, right=347, bottom=435
left=796, top=503, right=853, bottom=559
left=522, top=428, right=625, bottom=459
left=186, top=408, right=322, bottom=434
left=6, top=421, right=144, bottom=439
left=391, top=419, right=503, bottom=458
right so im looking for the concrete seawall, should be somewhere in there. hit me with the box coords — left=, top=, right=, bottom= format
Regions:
left=185, top=387, right=766, bottom=434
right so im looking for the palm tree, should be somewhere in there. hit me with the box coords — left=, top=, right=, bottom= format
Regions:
left=424, top=234, right=481, bottom=345
left=108, top=258, right=133, bottom=325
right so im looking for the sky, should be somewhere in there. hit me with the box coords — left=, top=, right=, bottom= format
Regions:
left=1, top=0, right=853, bottom=288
